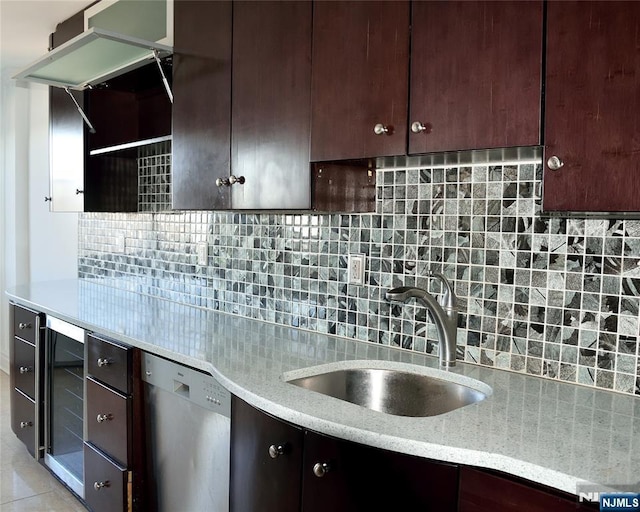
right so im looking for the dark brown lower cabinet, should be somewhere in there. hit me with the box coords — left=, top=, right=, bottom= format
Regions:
left=231, top=396, right=600, bottom=512
left=230, top=396, right=457, bottom=512
left=84, top=334, right=144, bottom=512
left=302, top=430, right=458, bottom=512
left=230, top=395, right=303, bottom=512
left=84, top=443, right=129, bottom=512
left=458, top=467, right=599, bottom=511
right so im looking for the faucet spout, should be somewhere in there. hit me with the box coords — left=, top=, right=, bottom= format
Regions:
left=386, top=284, right=458, bottom=368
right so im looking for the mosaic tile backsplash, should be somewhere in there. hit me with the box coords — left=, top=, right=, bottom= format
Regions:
left=78, top=159, right=640, bottom=397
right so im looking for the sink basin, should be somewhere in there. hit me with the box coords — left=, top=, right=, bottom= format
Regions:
left=286, top=367, right=488, bottom=417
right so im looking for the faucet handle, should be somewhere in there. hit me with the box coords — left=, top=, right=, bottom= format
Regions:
left=427, top=271, right=456, bottom=310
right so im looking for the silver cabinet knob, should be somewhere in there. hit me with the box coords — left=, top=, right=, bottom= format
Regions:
left=18, top=322, right=32, bottom=330
left=19, top=421, right=32, bottom=429
left=411, top=121, right=427, bottom=133
left=94, top=481, right=110, bottom=491
left=96, top=413, right=113, bottom=423
left=19, top=366, right=32, bottom=374
left=373, top=123, right=390, bottom=135
left=217, top=175, right=246, bottom=187
left=97, top=358, right=110, bottom=367
left=547, top=155, right=564, bottom=171
left=268, top=444, right=286, bottom=459
left=228, top=175, right=245, bottom=185
left=75, top=189, right=84, bottom=195
left=313, top=462, right=331, bottom=478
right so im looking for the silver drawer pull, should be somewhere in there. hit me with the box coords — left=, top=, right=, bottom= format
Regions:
left=96, top=413, right=113, bottom=423
left=94, top=481, right=110, bottom=491
left=19, top=366, right=32, bottom=374
left=373, top=123, right=390, bottom=135
left=268, top=444, right=286, bottom=459
left=19, top=421, right=33, bottom=429
left=313, top=462, right=331, bottom=478
left=97, top=358, right=111, bottom=367
left=18, top=322, right=32, bottom=330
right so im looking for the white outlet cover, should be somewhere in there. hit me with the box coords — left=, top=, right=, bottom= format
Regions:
left=115, top=234, right=125, bottom=253
left=348, top=254, right=366, bottom=285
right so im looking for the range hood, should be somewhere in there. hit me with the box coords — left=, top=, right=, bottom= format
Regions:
left=13, top=26, right=172, bottom=91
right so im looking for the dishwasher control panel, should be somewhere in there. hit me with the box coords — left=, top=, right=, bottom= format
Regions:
left=142, top=352, right=231, bottom=418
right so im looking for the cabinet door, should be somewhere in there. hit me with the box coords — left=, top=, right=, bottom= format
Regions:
left=301, top=430, right=459, bottom=512
left=459, top=466, right=599, bottom=511
left=543, top=1, right=640, bottom=212
left=310, top=1, right=410, bottom=161
left=172, top=0, right=232, bottom=210
left=49, top=86, right=85, bottom=212
left=48, top=12, right=85, bottom=212
left=230, top=396, right=303, bottom=512
left=231, top=1, right=312, bottom=209
left=409, top=1, right=542, bottom=154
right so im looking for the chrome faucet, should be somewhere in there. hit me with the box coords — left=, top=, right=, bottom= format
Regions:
left=386, top=271, right=458, bottom=368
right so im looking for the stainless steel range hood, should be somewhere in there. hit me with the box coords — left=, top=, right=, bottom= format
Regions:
left=13, top=26, right=172, bottom=91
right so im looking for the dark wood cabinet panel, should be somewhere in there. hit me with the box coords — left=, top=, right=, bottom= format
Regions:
left=13, top=305, right=39, bottom=345
left=49, top=8, right=84, bottom=49
left=13, top=338, right=36, bottom=400
left=459, top=466, right=599, bottom=511
left=310, top=1, right=410, bottom=162
left=302, top=430, right=458, bottom=512
left=87, top=334, right=133, bottom=394
left=409, top=1, right=542, bottom=154
left=86, top=377, right=131, bottom=467
left=84, top=443, right=128, bottom=512
left=231, top=0, right=312, bottom=209
left=543, top=1, right=640, bottom=212
left=11, top=389, right=37, bottom=457
left=230, top=396, right=303, bottom=512
left=172, top=0, right=232, bottom=210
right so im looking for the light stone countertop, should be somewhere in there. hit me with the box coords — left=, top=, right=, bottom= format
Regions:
left=6, top=279, right=640, bottom=496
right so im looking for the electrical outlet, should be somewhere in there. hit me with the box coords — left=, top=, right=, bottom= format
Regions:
left=348, top=254, right=366, bottom=285
left=197, top=242, right=208, bottom=266
left=115, top=234, right=125, bottom=253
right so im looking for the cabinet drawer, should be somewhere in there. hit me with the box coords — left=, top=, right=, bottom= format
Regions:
left=13, top=337, right=36, bottom=399
left=13, top=305, right=40, bottom=344
left=84, top=443, right=129, bottom=512
left=87, top=334, right=132, bottom=394
left=87, top=377, right=131, bottom=466
left=11, top=388, right=37, bottom=457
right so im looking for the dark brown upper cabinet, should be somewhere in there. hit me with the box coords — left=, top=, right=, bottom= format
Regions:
left=408, top=1, right=543, bottom=154
left=171, top=0, right=232, bottom=210
left=230, top=0, right=312, bottom=209
left=309, top=1, right=543, bottom=163
left=310, top=1, right=410, bottom=162
left=543, top=1, right=640, bottom=213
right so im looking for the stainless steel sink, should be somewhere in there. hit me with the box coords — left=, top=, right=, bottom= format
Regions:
left=287, top=367, right=487, bottom=417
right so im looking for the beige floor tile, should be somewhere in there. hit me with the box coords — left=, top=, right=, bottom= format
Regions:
left=0, top=487, right=86, bottom=512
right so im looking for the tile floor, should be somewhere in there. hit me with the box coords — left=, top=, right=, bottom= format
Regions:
left=0, top=371, right=86, bottom=511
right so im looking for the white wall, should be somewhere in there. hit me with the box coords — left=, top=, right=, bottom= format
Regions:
left=0, top=75, right=78, bottom=372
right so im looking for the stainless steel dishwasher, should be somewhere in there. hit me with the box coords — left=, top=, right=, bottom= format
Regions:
left=142, top=353, right=231, bottom=512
